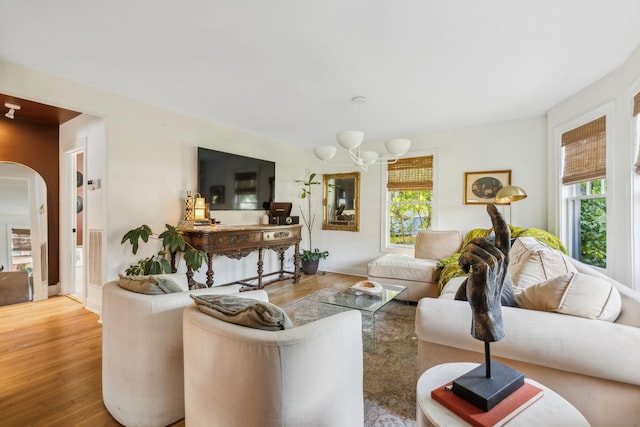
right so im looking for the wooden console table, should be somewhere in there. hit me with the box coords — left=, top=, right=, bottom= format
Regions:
left=177, top=224, right=302, bottom=289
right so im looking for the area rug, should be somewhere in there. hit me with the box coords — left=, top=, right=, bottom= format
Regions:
left=281, top=288, right=418, bottom=427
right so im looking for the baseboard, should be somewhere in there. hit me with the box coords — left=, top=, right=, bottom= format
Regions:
left=48, top=283, right=60, bottom=296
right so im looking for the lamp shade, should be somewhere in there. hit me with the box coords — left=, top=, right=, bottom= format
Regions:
left=313, top=145, right=337, bottom=161
left=194, top=196, right=207, bottom=219
left=495, top=185, right=527, bottom=204
left=336, top=130, right=364, bottom=149
left=360, top=151, right=379, bottom=165
left=385, top=138, right=411, bottom=156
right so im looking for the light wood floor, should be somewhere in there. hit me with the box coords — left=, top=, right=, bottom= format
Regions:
left=0, top=271, right=363, bottom=426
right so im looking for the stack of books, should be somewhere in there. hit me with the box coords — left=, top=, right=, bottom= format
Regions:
left=431, top=381, right=543, bottom=427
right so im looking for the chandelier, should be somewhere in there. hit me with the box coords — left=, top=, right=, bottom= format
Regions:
left=313, top=96, right=411, bottom=171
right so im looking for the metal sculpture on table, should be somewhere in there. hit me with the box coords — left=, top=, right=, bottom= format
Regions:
left=452, top=203, right=524, bottom=411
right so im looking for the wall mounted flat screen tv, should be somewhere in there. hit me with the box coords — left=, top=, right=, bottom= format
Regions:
left=197, top=147, right=275, bottom=211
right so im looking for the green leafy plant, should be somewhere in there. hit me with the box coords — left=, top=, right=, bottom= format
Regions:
left=121, top=224, right=206, bottom=276
left=295, top=173, right=329, bottom=264
left=300, top=248, right=329, bottom=263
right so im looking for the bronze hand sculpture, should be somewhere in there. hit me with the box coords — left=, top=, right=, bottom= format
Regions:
left=455, top=204, right=516, bottom=342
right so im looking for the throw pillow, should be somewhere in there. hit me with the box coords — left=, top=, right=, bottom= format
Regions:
left=117, top=274, right=183, bottom=295
left=190, top=294, right=293, bottom=330
left=515, top=272, right=621, bottom=322
left=414, top=230, right=463, bottom=260
left=508, top=237, right=577, bottom=289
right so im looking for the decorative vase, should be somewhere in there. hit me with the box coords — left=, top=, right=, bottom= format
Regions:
left=301, top=259, right=320, bottom=275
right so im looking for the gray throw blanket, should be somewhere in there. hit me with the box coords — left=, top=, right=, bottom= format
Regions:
left=190, top=294, right=292, bottom=330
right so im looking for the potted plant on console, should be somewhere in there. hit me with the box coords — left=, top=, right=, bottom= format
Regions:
left=297, top=173, right=329, bottom=275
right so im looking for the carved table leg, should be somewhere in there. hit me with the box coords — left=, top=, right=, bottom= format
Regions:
left=293, top=240, right=300, bottom=284
left=206, top=251, right=214, bottom=287
left=186, top=266, right=196, bottom=290
left=170, top=251, right=177, bottom=273
left=278, top=249, right=286, bottom=279
left=257, top=248, right=264, bottom=289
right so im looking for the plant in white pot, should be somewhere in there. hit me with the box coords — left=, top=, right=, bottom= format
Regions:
left=296, top=173, right=329, bottom=274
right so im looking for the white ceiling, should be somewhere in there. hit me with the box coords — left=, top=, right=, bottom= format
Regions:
left=2, top=1, right=640, bottom=149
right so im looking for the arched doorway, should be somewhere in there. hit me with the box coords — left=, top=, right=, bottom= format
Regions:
left=0, top=162, right=48, bottom=305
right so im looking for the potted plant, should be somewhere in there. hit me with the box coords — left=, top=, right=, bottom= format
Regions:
left=121, top=224, right=205, bottom=276
left=296, top=173, right=329, bottom=274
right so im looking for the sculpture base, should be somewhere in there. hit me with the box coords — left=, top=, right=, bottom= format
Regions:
left=452, top=361, right=524, bottom=411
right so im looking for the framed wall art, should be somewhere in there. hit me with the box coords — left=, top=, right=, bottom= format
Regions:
left=464, top=170, right=511, bottom=204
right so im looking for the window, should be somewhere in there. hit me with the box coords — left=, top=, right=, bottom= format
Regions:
left=562, top=116, right=606, bottom=268
left=10, top=227, right=33, bottom=273
left=386, top=155, right=433, bottom=247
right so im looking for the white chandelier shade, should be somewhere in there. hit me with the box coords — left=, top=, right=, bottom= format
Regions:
left=314, top=97, right=411, bottom=171
left=336, top=130, right=365, bottom=149
left=385, top=138, right=411, bottom=156
left=313, top=145, right=337, bottom=161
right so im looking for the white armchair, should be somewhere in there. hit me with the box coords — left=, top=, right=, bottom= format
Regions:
left=101, top=276, right=268, bottom=427
left=182, top=305, right=364, bottom=427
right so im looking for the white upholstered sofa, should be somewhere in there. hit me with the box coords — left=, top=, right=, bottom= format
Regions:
left=101, top=274, right=268, bottom=427
left=415, top=238, right=640, bottom=426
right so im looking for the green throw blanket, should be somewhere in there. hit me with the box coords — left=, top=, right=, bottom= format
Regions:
left=436, top=226, right=567, bottom=293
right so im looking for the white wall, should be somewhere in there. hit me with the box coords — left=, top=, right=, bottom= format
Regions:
left=547, top=44, right=640, bottom=288
left=1, top=59, right=310, bottom=298
left=315, top=116, right=548, bottom=276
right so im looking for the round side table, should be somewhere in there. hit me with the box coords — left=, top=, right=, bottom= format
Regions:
left=416, top=362, right=589, bottom=427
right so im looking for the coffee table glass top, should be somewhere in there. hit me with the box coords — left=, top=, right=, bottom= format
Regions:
left=318, top=283, right=407, bottom=314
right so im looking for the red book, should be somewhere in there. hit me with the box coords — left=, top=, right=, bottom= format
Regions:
left=431, top=381, right=544, bottom=427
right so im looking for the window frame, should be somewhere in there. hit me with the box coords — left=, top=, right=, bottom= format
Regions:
left=555, top=104, right=613, bottom=274
left=380, top=150, right=438, bottom=253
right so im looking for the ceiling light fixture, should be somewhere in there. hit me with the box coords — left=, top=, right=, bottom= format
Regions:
left=313, top=96, right=411, bottom=171
left=4, top=102, right=21, bottom=120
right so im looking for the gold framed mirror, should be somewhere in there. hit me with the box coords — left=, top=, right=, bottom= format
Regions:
left=322, top=172, right=360, bottom=232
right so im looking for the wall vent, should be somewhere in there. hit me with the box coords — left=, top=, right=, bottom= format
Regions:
left=88, top=229, right=103, bottom=287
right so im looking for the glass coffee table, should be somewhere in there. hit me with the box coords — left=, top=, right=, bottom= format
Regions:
left=318, top=283, right=407, bottom=352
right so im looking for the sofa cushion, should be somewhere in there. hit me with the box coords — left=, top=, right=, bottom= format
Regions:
left=414, top=230, right=463, bottom=260
left=508, top=237, right=577, bottom=289
left=118, top=274, right=184, bottom=295
left=439, top=276, right=467, bottom=299
left=190, top=294, right=292, bottom=330
left=515, top=272, right=622, bottom=322
left=367, top=254, right=439, bottom=283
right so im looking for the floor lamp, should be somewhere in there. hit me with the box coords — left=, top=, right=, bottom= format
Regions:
left=495, top=185, right=527, bottom=224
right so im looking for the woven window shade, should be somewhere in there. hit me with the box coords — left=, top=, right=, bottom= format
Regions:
left=634, top=92, right=640, bottom=173
left=387, top=155, right=433, bottom=191
left=561, top=116, right=606, bottom=185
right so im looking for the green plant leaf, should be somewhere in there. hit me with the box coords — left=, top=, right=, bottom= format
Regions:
left=184, top=248, right=206, bottom=272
